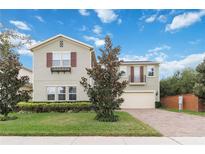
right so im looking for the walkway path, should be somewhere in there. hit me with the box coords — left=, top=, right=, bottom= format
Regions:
left=1, top=136, right=205, bottom=145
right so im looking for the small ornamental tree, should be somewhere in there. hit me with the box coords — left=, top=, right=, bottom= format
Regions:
left=0, top=29, right=31, bottom=120
left=193, top=58, right=205, bottom=102
left=80, top=36, right=127, bottom=122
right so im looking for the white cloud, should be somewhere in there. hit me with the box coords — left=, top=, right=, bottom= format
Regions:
left=117, top=18, right=122, bottom=24
left=145, top=15, right=157, bottom=23
left=189, top=39, right=201, bottom=45
left=148, top=45, right=171, bottom=53
left=1, top=30, right=38, bottom=55
left=92, top=25, right=102, bottom=35
left=121, top=45, right=170, bottom=63
left=17, top=39, right=37, bottom=55
left=137, top=23, right=144, bottom=32
left=157, top=15, right=167, bottom=23
left=34, top=15, right=45, bottom=23
left=83, top=35, right=105, bottom=47
left=166, top=10, right=205, bottom=32
left=79, top=9, right=90, bottom=16
left=144, top=13, right=167, bottom=24
left=94, top=9, right=118, bottom=23
left=160, top=52, right=205, bottom=78
left=9, top=20, right=31, bottom=31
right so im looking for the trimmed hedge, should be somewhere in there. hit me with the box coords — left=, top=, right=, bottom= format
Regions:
left=16, top=102, right=93, bottom=112
left=26, top=101, right=90, bottom=104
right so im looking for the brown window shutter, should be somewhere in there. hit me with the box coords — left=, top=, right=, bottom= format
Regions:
left=140, top=66, right=144, bottom=82
left=46, top=52, right=52, bottom=67
left=130, top=66, right=134, bottom=83
left=71, top=52, right=77, bottom=67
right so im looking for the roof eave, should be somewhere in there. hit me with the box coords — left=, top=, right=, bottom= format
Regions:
left=30, top=34, right=94, bottom=52
left=121, top=61, right=160, bottom=65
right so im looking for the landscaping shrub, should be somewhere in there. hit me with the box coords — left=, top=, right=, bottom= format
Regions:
left=155, top=101, right=162, bottom=108
left=16, top=102, right=93, bottom=112
left=0, top=115, right=18, bottom=121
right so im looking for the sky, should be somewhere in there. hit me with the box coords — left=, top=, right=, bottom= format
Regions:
left=0, top=9, right=205, bottom=78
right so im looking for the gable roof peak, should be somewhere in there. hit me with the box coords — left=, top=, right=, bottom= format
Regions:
left=30, top=34, right=94, bottom=51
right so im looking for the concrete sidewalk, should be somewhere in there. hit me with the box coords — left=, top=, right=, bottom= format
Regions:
left=1, top=137, right=205, bottom=145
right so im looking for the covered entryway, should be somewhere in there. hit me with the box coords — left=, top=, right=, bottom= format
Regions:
left=121, top=91, right=155, bottom=109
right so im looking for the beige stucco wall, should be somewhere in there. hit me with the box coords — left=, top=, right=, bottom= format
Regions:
left=32, top=36, right=92, bottom=101
left=120, top=64, right=160, bottom=101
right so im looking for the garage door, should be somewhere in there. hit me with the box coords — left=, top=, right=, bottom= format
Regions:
left=121, top=92, right=155, bottom=109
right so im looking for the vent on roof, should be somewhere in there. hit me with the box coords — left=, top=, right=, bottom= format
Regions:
left=59, top=40, right=63, bottom=47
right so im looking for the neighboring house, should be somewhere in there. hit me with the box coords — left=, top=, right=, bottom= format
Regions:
left=19, top=66, right=33, bottom=84
left=30, top=34, right=160, bottom=109
left=19, top=66, right=33, bottom=96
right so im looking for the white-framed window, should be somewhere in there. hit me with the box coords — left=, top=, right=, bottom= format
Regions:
left=57, top=86, right=66, bottom=100
left=47, top=87, right=56, bottom=100
left=119, top=66, right=127, bottom=77
left=147, top=65, right=155, bottom=77
left=53, top=53, right=61, bottom=67
left=62, top=53, right=70, bottom=67
left=46, top=86, right=77, bottom=101
left=134, top=66, right=140, bottom=82
left=68, top=86, right=77, bottom=101
left=52, top=53, right=70, bottom=67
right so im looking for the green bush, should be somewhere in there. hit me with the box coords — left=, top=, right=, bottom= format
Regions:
left=16, top=102, right=93, bottom=112
left=155, top=101, right=162, bottom=108
left=0, top=115, right=18, bottom=121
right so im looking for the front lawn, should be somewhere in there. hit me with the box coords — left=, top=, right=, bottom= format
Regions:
left=163, top=108, right=205, bottom=116
left=0, top=111, right=161, bottom=136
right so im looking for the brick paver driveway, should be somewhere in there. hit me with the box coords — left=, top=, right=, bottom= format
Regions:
left=124, top=109, right=205, bottom=137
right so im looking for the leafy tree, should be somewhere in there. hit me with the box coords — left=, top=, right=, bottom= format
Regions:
left=180, top=68, right=197, bottom=93
left=80, top=36, right=127, bottom=122
left=0, top=29, right=31, bottom=120
left=160, top=68, right=196, bottom=97
left=193, top=59, right=205, bottom=101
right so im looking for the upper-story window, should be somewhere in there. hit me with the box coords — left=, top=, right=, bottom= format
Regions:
left=59, top=40, right=64, bottom=47
left=119, top=66, right=127, bottom=77
left=147, top=65, right=155, bottom=77
left=134, top=66, right=140, bottom=82
left=52, top=53, right=70, bottom=67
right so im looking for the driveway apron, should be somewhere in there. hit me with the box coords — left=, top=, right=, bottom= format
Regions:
left=124, top=109, right=205, bottom=137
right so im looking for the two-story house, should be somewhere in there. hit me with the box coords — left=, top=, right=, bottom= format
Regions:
left=30, top=34, right=160, bottom=109
left=120, top=61, right=160, bottom=108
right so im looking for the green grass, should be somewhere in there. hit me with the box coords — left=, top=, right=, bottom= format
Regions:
left=163, top=108, right=205, bottom=116
left=0, top=111, right=161, bottom=136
